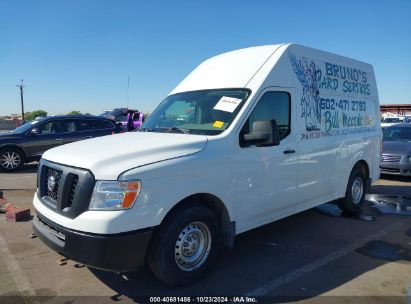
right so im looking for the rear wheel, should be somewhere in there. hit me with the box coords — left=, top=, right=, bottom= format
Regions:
left=0, top=148, right=24, bottom=172
left=338, top=165, right=367, bottom=214
left=148, top=205, right=220, bottom=286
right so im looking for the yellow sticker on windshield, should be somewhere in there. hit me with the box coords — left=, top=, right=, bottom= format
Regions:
left=213, top=120, right=224, bottom=128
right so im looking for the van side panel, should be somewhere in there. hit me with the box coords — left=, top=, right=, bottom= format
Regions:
left=284, top=45, right=380, bottom=209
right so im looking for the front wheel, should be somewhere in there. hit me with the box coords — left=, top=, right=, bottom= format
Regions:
left=147, top=205, right=220, bottom=286
left=0, top=148, right=24, bottom=172
left=338, top=165, right=367, bottom=214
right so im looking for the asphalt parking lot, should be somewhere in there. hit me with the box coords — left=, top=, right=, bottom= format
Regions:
left=1, top=163, right=411, bottom=303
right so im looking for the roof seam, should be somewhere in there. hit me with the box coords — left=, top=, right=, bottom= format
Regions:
left=244, top=43, right=287, bottom=88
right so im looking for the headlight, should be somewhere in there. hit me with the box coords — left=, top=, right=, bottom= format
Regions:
left=89, top=180, right=141, bottom=210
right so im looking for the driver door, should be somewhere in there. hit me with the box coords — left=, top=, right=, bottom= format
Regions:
left=231, top=90, right=299, bottom=230
left=26, top=120, right=66, bottom=158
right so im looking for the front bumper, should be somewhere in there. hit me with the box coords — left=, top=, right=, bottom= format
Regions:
left=380, top=162, right=411, bottom=176
left=33, top=211, right=153, bottom=272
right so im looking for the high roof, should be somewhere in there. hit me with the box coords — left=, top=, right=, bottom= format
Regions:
left=171, top=44, right=288, bottom=94
left=170, top=43, right=377, bottom=100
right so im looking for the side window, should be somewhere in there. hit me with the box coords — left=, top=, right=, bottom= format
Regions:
left=65, top=120, right=78, bottom=132
left=241, top=92, right=291, bottom=144
left=91, top=120, right=114, bottom=130
left=75, top=120, right=93, bottom=131
left=37, top=121, right=65, bottom=134
left=132, top=112, right=140, bottom=121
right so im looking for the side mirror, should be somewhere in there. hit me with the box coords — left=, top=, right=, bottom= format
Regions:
left=30, top=128, right=40, bottom=135
left=243, top=120, right=280, bottom=147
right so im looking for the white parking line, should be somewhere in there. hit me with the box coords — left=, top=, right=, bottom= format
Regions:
left=0, top=230, right=37, bottom=298
left=245, top=221, right=405, bottom=296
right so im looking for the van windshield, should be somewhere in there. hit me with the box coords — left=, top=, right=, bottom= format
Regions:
left=141, top=89, right=250, bottom=135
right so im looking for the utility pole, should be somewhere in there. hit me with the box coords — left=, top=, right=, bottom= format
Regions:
left=16, top=79, right=25, bottom=122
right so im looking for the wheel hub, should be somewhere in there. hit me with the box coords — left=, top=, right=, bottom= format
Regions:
left=351, top=177, right=364, bottom=205
left=182, top=234, right=200, bottom=257
left=0, top=152, right=21, bottom=169
left=175, top=221, right=211, bottom=271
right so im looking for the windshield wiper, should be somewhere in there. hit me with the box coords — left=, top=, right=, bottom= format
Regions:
left=164, top=127, right=191, bottom=134
left=139, top=127, right=154, bottom=132
left=140, top=126, right=191, bottom=134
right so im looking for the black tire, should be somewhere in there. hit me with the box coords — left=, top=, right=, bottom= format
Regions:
left=148, top=205, right=220, bottom=286
left=338, top=165, right=367, bottom=214
left=0, top=148, right=24, bottom=172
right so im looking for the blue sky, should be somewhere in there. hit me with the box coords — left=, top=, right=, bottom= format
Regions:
left=1, top=0, right=410, bottom=115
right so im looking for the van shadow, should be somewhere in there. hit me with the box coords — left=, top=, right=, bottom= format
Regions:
left=88, top=202, right=411, bottom=301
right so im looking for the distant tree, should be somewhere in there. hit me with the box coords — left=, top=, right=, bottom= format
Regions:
left=25, top=110, right=47, bottom=121
left=84, top=112, right=92, bottom=116
left=68, top=111, right=82, bottom=115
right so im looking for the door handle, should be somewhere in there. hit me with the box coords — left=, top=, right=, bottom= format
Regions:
left=283, top=149, right=295, bottom=155
left=55, top=138, right=63, bottom=142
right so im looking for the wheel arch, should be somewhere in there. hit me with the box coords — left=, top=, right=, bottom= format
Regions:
left=157, top=193, right=235, bottom=248
left=355, top=159, right=370, bottom=191
left=338, top=157, right=371, bottom=199
left=355, top=159, right=370, bottom=179
left=0, top=145, right=27, bottom=161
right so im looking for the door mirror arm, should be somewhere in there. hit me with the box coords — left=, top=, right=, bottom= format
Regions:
left=29, top=128, right=40, bottom=135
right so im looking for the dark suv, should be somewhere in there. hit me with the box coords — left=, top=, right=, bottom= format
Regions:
left=0, top=115, right=119, bottom=172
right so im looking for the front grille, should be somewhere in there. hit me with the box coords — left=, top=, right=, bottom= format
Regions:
left=45, top=167, right=62, bottom=201
left=382, top=154, right=402, bottom=163
left=38, top=160, right=95, bottom=219
left=67, top=176, right=78, bottom=208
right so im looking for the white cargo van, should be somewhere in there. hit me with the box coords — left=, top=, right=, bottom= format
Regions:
left=33, top=43, right=381, bottom=285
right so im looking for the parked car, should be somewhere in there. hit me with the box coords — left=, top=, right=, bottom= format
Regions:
left=101, top=108, right=144, bottom=132
left=0, top=115, right=119, bottom=171
left=380, top=124, right=411, bottom=176
left=33, top=44, right=381, bottom=286
left=381, top=116, right=404, bottom=128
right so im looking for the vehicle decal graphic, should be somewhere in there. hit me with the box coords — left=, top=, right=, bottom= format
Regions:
left=289, top=52, right=321, bottom=132
left=289, top=52, right=376, bottom=140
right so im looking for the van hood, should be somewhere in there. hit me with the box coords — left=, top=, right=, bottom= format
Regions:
left=42, top=132, right=208, bottom=179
